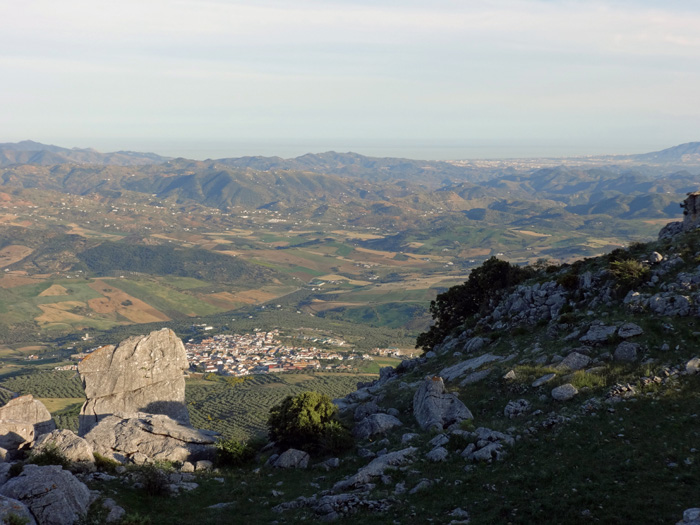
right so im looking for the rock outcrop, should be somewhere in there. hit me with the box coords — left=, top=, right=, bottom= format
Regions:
left=0, top=395, right=55, bottom=436
left=32, top=429, right=94, bottom=464
left=0, top=465, right=92, bottom=525
left=78, top=328, right=190, bottom=434
left=413, top=376, right=473, bottom=431
left=83, top=413, right=217, bottom=464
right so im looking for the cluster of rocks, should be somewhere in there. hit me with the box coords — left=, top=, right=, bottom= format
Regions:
left=486, top=280, right=568, bottom=328
left=273, top=492, right=394, bottom=521
left=0, top=328, right=221, bottom=524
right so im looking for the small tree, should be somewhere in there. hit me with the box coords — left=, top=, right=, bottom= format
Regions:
left=268, top=391, right=349, bottom=452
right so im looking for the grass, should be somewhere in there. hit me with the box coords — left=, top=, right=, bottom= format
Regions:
left=112, top=279, right=222, bottom=317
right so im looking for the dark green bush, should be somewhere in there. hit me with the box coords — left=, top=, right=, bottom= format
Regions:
left=609, top=259, right=649, bottom=289
left=268, top=391, right=351, bottom=453
left=93, top=452, right=120, bottom=473
left=556, top=272, right=579, bottom=291
left=135, top=464, right=170, bottom=497
left=215, top=438, right=255, bottom=467
left=28, top=443, right=70, bottom=469
left=416, top=257, right=534, bottom=350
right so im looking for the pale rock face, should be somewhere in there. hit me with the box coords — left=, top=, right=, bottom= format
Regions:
left=551, top=383, right=578, bottom=401
left=32, top=429, right=94, bottom=464
left=0, top=395, right=55, bottom=436
left=413, top=376, right=473, bottom=431
left=82, top=413, right=217, bottom=464
left=273, top=448, right=310, bottom=469
left=0, top=465, right=92, bottom=525
left=78, top=328, right=190, bottom=434
left=353, top=413, right=402, bottom=440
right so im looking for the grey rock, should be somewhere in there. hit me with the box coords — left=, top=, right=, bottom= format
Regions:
left=413, top=377, right=473, bottom=431
left=333, top=447, right=417, bottom=492
left=0, top=495, right=36, bottom=525
left=618, top=323, right=643, bottom=338
left=556, top=352, right=591, bottom=372
left=614, top=341, right=640, bottom=362
left=502, top=370, right=517, bottom=380
left=504, top=399, right=531, bottom=419
left=426, top=446, right=448, bottom=462
left=464, top=337, right=489, bottom=353
left=353, top=413, right=402, bottom=439
left=686, top=358, right=700, bottom=374
left=0, top=395, right=55, bottom=437
left=409, top=479, right=432, bottom=494
left=679, top=508, right=700, bottom=524
left=0, top=465, right=92, bottom=525
left=579, top=324, right=617, bottom=344
left=103, top=498, right=126, bottom=523
left=428, top=434, right=449, bottom=448
left=274, top=449, right=309, bottom=469
left=195, top=459, right=213, bottom=471
left=440, top=353, right=502, bottom=382
left=0, top=421, right=34, bottom=455
left=401, top=433, right=419, bottom=444
left=354, top=401, right=381, bottom=421
left=472, top=442, right=505, bottom=462
left=458, top=368, right=492, bottom=386
left=315, top=457, right=340, bottom=470
left=181, top=461, right=195, bottom=473
left=532, top=373, right=556, bottom=388
left=78, top=328, right=190, bottom=435
left=551, top=383, right=578, bottom=401
left=32, top=429, right=94, bottom=464
left=649, top=251, right=664, bottom=264
left=83, top=413, right=217, bottom=464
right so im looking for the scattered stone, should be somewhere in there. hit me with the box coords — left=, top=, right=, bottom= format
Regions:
left=401, top=433, right=419, bottom=444
left=195, top=460, right=213, bottom=471
left=428, top=434, right=450, bottom=448
left=458, top=369, right=492, bottom=386
left=618, top=323, right=643, bottom=338
left=426, top=447, right=448, bottom=462
left=0, top=465, right=92, bottom=525
left=413, top=377, right=473, bottom=431
left=32, top=429, right=94, bottom=464
left=678, top=508, right=700, bottom=525
left=551, top=384, right=578, bottom=401
left=579, top=324, right=617, bottom=344
left=686, top=358, right=700, bottom=374
left=333, top=447, right=417, bottom=492
left=273, top=449, right=310, bottom=469
left=556, top=352, right=591, bottom=371
left=353, top=413, right=402, bottom=439
left=649, top=252, right=664, bottom=264
left=504, top=399, right=531, bottom=419
left=103, top=497, right=126, bottom=523
left=502, top=370, right=517, bottom=380
left=273, top=493, right=392, bottom=521
left=532, top=373, right=556, bottom=388
left=614, top=341, right=640, bottom=362
left=181, top=461, right=195, bottom=473
left=472, top=442, right=505, bottom=462
left=409, top=479, right=433, bottom=494
left=315, top=457, right=340, bottom=471
left=440, top=353, right=502, bottom=382
left=354, top=401, right=381, bottom=421
left=78, top=328, right=191, bottom=434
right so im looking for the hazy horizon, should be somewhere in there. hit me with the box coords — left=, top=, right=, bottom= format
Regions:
left=3, top=1, right=699, bottom=158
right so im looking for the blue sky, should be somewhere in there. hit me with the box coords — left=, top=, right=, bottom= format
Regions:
left=1, top=0, right=699, bottom=159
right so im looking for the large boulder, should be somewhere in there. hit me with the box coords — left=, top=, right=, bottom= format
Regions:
left=413, top=376, right=473, bottom=431
left=273, top=448, right=310, bottom=469
left=78, top=328, right=190, bottom=434
left=0, top=421, right=34, bottom=456
left=82, top=413, right=217, bottom=464
left=0, top=395, right=55, bottom=436
left=33, top=429, right=94, bottom=464
left=0, top=465, right=92, bottom=525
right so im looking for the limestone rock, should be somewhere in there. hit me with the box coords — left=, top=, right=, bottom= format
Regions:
left=274, top=448, right=310, bottom=469
left=0, top=465, right=92, bottom=525
left=426, top=446, right=448, bottom=462
left=459, top=368, right=492, bottom=386
left=82, top=413, right=217, bottom=464
left=618, top=323, right=643, bottom=338
left=0, top=395, right=55, bottom=436
left=551, top=383, right=578, bottom=401
left=0, top=421, right=34, bottom=455
left=678, top=508, right=700, bottom=525
left=0, top=495, right=36, bottom=525
left=555, top=352, right=591, bottom=372
left=579, top=324, right=617, bottom=344
left=532, top=373, right=556, bottom=388
left=504, top=399, right=531, bottom=419
left=649, top=251, right=664, bottom=264
left=333, top=447, right=417, bottom=492
left=78, top=328, right=190, bottom=435
left=440, top=353, right=502, bottom=382
left=353, top=413, right=402, bottom=440
left=32, top=429, right=94, bottom=464
left=413, top=377, right=473, bottom=431
left=686, top=358, right=700, bottom=374
left=614, top=341, right=639, bottom=362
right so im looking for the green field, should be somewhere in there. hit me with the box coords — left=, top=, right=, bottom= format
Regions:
left=112, top=279, right=222, bottom=317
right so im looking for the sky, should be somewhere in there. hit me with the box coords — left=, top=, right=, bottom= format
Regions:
left=1, top=0, right=700, bottom=160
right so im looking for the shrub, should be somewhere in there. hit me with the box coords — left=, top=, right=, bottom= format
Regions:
left=93, top=452, right=120, bottom=473
left=609, top=259, right=649, bottom=289
left=268, top=391, right=351, bottom=453
left=215, top=438, right=255, bottom=467
left=135, top=464, right=170, bottom=497
left=119, top=514, right=152, bottom=525
left=556, top=272, right=579, bottom=291
left=3, top=513, right=30, bottom=525
left=318, top=420, right=354, bottom=455
left=28, top=443, right=70, bottom=469
left=416, top=257, right=534, bottom=350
